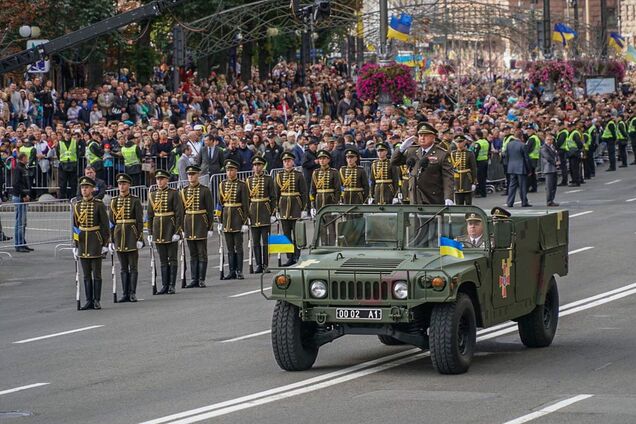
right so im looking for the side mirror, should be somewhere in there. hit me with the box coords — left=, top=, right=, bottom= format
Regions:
left=493, top=219, right=513, bottom=249
left=294, top=220, right=307, bottom=249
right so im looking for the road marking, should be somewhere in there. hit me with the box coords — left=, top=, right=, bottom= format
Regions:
left=13, top=325, right=104, bottom=344
left=229, top=287, right=271, bottom=298
left=0, top=383, right=49, bottom=396
left=568, top=247, right=594, bottom=255
left=605, top=179, right=621, bottom=185
left=626, top=198, right=636, bottom=202
left=570, top=211, right=593, bottom=218
left=142, top=284, right=636, bottom=424
left=502, top=394, right=594, bottom=424
left=220, top=330, right=271, bottom=343
left=564, top=189, right=583, bottom=194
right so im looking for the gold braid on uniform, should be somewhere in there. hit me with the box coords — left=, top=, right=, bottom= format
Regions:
left=248, top=174, right=265, bottom=198
left=180, top=185, right=199, bottom=211
left=149, top=188, right=170, bottom=213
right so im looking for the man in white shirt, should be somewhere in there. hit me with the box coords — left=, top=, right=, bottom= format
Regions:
left=455, top=213, right=485, bottom=248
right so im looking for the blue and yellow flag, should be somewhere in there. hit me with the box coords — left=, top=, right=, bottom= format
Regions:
left=626, top=45, right=636, bottom=63
left=439, top=237, right=464, bottom=259
left=552, top=23, right=576, bottom=46
left=387, top=14, right=412, bottom=42
left=609, top=32, right=625, bottom=53
left=268, top=234, right=295, bottom=254
left=214, top=202, right=222, bottom=217
left=395, top=51, right=424, bottom=68
left=72, top=226, right=80, bottom=241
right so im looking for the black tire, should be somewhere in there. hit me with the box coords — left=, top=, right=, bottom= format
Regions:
left=377, top=335, right=406, bottom=346
left=271, top=300, right=318, bottom=371
left=518, top=278, right=559, bottom=348
left=429, top=293, right=477, bottom=374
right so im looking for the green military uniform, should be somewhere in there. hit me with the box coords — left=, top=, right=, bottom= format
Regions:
left=311, top=150, right=341, bottom=246
left=74, top=176, right=110, bottom=310
left=454, top=213, right=485, bottom=248
left=181, top=165, right=214, bottom=288
left=275, top=152, right=308, bottom=266
left=147, top=169, right=184, bottom=294
left=109, top=173, right=144, bottom=302
left=246, top=156, right=276, bottom=273
left=449, top=137, right=478, bottom=205
left=370, top=143, right=399, bottom=205
left=339, top=149, right=369, bottom=205
left=399, top=165, right=410, bottom=203
left=219, top=159, right=250, bottom=279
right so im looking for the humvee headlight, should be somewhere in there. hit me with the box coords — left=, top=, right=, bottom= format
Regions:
left=275, top=274, right=290, bottom=289
left=310, top=280, right=328, bottom=298
left=393, top=281, right=408, bottom=300
left=431, top=277, right=446, bottom=290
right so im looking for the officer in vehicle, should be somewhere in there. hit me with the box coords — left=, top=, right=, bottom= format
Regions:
left=455, top=213, right=485, bottom=249
left=219, top=159, right=250, bottom=279
left=246, top=155, right=276, bottom=273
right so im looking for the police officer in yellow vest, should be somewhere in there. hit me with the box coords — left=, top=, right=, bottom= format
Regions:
left=108, top=173, right=144, bottom=302
left=219, top=159, right=250, bottom=279
left=616, top=116, right=629, bottom=168
left=472, top=131, right=490, bottom=197
left=628, top=114, right=636, bottom=165
left=565, top=121, right=584, bottom=187
left=524, top=124, right=541, bottom=193
left=56, top=132, right=80, bottom=199
left=555, top=124, right=570, bottom=185
left=86, top=132, right=105, bottom=181
left=584, top=119, right=598, bottom=178
left=18, top=138, right=36, bottom=193
left=246, top=156, right=276, bottom=273
left=121, top=135, right=143, bottom=186
left=601, top=114, right=618, bottom=172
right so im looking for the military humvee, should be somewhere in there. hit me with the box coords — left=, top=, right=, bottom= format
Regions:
left=262, top=205, right=568, bottom=374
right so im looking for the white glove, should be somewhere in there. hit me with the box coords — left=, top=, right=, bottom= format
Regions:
left=367, top=197, right=374, bottom=205
left=108, top=242, right=115, bottom=254
left=275, top=211, right=281, bottom=220
left=101, top=246, right=109, bottom=255
left=72, top=248, right=79, bottom=260
left=471, top=184, right=477, bottom=192
left=136, top=241, right=143, bottom=249
left=444, top=199, right=455, bottom=206
left=310, top=208, right=317, bottom=217
left=301, top=211, right=309, bottom=219
left=399, top=136, right=415, bottom=152
left=147, top=235, right=153, bottom=244
left=207, top=230, right=214, bottom=237
left=217, top=223, right=223, bottom=232
left=241, top=225, right=249, bottom=233
left=270, top=215, right=277, bottom=224
left=392, top=197, right=400, bottom=204
left=171, top=234, right=181, bottom=242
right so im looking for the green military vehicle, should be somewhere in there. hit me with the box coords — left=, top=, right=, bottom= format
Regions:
left=262, top=205, right=568, bottom=374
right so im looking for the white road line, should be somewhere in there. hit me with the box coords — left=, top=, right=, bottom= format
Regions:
left=568, top=247, right=594, bottom=255
left=564, top=189, right=583, bottom=194
left=605, top=179, right=622, bottom=185
left=229, top=287, right=271, bottom=298
left=626, top=198, right=636, bottom=202
left=220, top=330, right=272, bottom=343
left=142, top=283, right=636, bottom=424
left=13, top=325, right=104, bottom=344
left=0, top=383, right=49, bottom=396
left=570, top=210, right=594, bottom=218
left=502, top=394, right=594, bottom=424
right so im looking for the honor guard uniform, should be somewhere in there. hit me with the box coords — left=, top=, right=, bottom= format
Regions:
left=181, top=165, right=214, bottom=288
left=73, top=176, right=110, bottom=310
left=399, top=164, right=410, bottom=203
left=246, top=156, right=276, bottom=273
left=275, top=151, right=308, bottom=266
left=339, top=148, right=369, bottom=205
left=311, top=150, right=341, bottom=246
left=370, top=142, right=399, bottom=204
left=108, top=173, right=144, bottom=302
left=449, top=136, right=478, bottom=205
left=147, top=169, right=184, bottom=294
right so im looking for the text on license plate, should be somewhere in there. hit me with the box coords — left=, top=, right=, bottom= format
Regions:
left=335, top=308, right=382, bottom=320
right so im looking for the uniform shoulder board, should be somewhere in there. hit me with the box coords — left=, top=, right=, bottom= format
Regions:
left=94, top=198, right=103, bottom=203
left=436, top=146, right=448, bottom=152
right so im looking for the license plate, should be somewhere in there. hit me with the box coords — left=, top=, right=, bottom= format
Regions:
left=335, top=308, right=382, bottom=320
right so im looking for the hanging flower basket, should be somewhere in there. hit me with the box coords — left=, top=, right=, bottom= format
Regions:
left=356, top=62, right=416, bottom=104
left=525, top=60, right=575, bottom=87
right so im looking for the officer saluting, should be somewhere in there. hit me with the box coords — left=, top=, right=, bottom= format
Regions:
left=246, top=156, right=276, bottom=273
left=219, top=159, right=250, bottom=280
left=449, top=135, right=477, bottom=205
left=108, top=173, right=144, bottom=302
left=339, top=148, right=369, bottom=204
left=275, top=151, right=308, bottom=266
left=370, top=142, right=399, bottom=205
left=181, top=165, right=214, bottom=288
left=147, top=169, right=184, bottom=295
left=73, top=176, right=110, bottom=310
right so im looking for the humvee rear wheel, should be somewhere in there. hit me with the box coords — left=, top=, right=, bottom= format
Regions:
left=518, top=278, right=559, bottom=348
left=271, top=300, right=318, bottom=371
left=429, top=293, right=476, bottom=374
left=377, top=335, right=406, bottom=346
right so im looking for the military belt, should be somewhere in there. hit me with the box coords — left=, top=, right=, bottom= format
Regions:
left=185, top=210, right=207, bottom=215
left=317, top=189, right=335, bottom=193
left=223, top=203, right=243, bottom=207
left=376, top=179, right=393, bottom=184
left=456, top=169, right=471, bottom=173
left=344, top=188, right=363, bottom=192
left=251, top=198, right=270, bottom=202
left=281, top=192, right=300, bottom=196
left=155, top=212, right=175, bottom=217
left=79, top=225, right=100, bottom=232
left=116, top=219, right=137, bottom=224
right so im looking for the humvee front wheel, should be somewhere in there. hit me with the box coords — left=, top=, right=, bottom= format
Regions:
left=271, top=301, right=318, bottom=371
left=518, top=278, right=559, bottom=348
left=429, top=293, right=477, bottom=374
left=377, top=335, right=406, bottom=346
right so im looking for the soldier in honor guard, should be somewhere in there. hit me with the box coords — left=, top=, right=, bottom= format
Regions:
left=311, top=149, right=341, bottom=246
left=370, top=142, right=399, bottom=205
left=147, top=169, right=184, bottom=295
left=246, top=156, right=276, bottom=273
left=219, top=159, right=250, bottom=280
left=108, top=173, right=144, bottom=303
left=449, top=135, right=478, bottom=205
left=181, top=165, right=214, bottom=288
left=339, top=148, right=369, bottom=205
left=275, top=151, right=308, bottom=267
left=73, top=176, right=110, bottom=310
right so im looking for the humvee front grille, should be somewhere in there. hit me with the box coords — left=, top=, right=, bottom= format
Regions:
left=339, top=258, right=404, bottom=269
left=330, top=280, right=389, bottom=300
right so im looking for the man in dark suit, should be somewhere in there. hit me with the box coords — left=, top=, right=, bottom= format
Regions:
left=391, top=123, right=454, bottom=205
left=540, top=134, right=559, bottom=207
left=505, top=136, right=532, bottom=207
left=196, top=134, right=224, bottom=186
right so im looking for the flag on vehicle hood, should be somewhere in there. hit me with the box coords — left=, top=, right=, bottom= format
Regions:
left=268, top=234, right=295, bottom=254
left=439, top=236, right=464, bottom=259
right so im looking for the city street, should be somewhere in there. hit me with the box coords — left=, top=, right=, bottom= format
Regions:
left=2, top=164, right=636, bottom=424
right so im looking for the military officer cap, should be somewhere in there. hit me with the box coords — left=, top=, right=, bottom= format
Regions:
left=79, top=176, right=96, bottom=187
left=491, top=207, right=512, bottom=219
left=281, top=151, right=296, bottom=161
left=417, top=122, right=437, bottom=136
left=376, top=142, right=389, bottom=151
left=155, top=169, right=170, bottom=179
left=465, top=212, right=483, bottom=222
left=116, top=173, right=133, bottom=184
left=224, top=159, right=239, bottom=169
left=454, top=135, right=469, bottom=144
left=317, top=149, right=331, bottom=159
left=251, top=155, right=267, bottom=165
left=186, top=165, right=201, bottom=174
left=345, top=148, right=359, bottom=158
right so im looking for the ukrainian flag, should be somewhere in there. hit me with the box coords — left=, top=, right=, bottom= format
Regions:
left=73, top=226, right=80, bottom=241
left=552, top=23, right=576, bottom=46
left=439, top=237, right=464, bottom=259
left=609, top=32, right=626, bottom=53
left=396, top=51, right=424, bottom=68
left=214, top=202, right=222, bottom=217
left=626, top=45, right=636, bottom=63
left=387, top=14, right=412, bottom=42
left=268, top=234, right=295, bottom=254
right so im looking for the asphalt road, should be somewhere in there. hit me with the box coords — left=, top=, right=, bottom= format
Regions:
left=2, top=159, right=636, bottom=424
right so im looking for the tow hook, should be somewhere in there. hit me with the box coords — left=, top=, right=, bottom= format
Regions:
left=390, top=307, right=403, bottom=321
left=316, top=311, right=328, bottom=325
